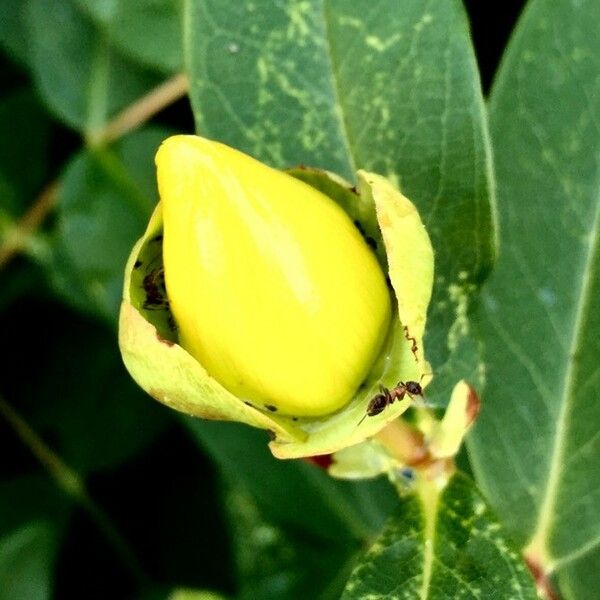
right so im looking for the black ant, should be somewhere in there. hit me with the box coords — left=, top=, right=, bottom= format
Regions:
left=358, top=378, right=424, bottom=425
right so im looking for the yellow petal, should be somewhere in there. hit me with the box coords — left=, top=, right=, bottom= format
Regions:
left=156, top=135, right=391, bottom=417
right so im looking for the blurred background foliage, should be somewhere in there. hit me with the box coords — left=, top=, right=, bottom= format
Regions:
left=0, top=1, right=539, bottom=599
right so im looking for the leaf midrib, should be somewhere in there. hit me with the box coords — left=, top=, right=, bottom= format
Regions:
left=418, top=478, right=440, bottom=599
left=527, top=185, right=600, bottom=565
left=319, top=0, right=358, bottom=179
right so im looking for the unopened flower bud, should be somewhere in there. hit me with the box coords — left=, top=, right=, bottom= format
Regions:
left=119, top=134, right=434, bottom=459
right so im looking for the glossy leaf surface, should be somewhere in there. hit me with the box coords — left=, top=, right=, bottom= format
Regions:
left=468, top=1, right=600, bottom=597
left=184, top=0, right=496, bottom=382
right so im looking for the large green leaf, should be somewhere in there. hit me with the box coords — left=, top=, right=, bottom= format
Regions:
left=25, top=0, right=161, bottom=133
left=185, top=418, right=396, bottom=541
left=341, top=473, right=537, bottom=599
left=468, top=0, right=600, bottom=596
left=186, top=418, right=399, bottom=598
left=1, top=298, right=169, bottom=474
left=0, top=522, right=58, bottom=600
left=74, top=0, right=182, bottom=73
left=0, top=476, right=70, bottom=536
left=226, top=484, right=355, bottom=600
left=184, top=0, right=494, bottom=394
left=26, top=317, right=169, bottom=474
left=0, top=0, right=29, bottom=66
left=0, top=476, right=70, bottom=599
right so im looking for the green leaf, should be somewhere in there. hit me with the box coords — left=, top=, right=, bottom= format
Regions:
left=225, top=485, right=354, bottom=600
left=185, top=418, right=396, bottom=541
left=186, top=418, right=398, bottom=599
left=341, top=473, right=537, bottom=599
left=0, top=475, right=71, bottom=537
left=0, top=477, right=69, bottom=599
left=0, top=89, right=50, bottom=218
left=25, top=0, right=161, bottom=133
left=0, top=0, right=29, bottom=65
left=556, top=548, right=600, bottom=600
left=0, top=521, right=58, bottom=600
left=184, top=0, right=495, bottom=382
left=0, top=262, right=48, bottom=313
left=27, top=318, right=169, bottom=474
left=467, top=1, right=600, bottom=595
left=49, top=126, right=169, bottom=322
left=74, top=0, right=182, bottom=73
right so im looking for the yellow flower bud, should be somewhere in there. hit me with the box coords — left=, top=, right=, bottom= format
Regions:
left=156, top=135, right=392, bottom=417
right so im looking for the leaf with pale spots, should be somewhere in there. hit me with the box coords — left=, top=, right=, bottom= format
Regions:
left=183, top=0, right=496, bottom=398
left=468, top=2, right=600, bottom=598
left=341, top=473, right=537, bottom=599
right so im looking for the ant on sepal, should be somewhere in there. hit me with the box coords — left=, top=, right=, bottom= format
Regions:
left=357, top=376, right=426, bottom=426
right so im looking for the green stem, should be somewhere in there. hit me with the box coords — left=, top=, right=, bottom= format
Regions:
left=0, top=182, right=58, bottom=269
left=0, top=394, right=148, bottom=587
left=0, top=73, right=189, bottom=272
left=375, top=416, right=456, bottom=599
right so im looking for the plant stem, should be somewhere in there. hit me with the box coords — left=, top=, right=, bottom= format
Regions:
left=0, top=394, right=147, bottom=587
left=0, top=72, right=189, bottom=272
left=86, top=73, right=189, bottom=148
left=0, top=181, right=58, bottom=269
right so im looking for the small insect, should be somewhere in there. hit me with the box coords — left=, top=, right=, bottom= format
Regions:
left=358, top=378, right=424, bottom=425
left=404, top=325, right=419, bottom=362
left=142, top=267, right=168, bottom=310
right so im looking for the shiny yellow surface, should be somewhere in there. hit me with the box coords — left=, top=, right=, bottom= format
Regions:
left=156, top=135, right=391, bottom=417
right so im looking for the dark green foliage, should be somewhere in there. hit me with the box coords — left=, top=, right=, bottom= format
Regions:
left=0, top=1, right=597, bottom=598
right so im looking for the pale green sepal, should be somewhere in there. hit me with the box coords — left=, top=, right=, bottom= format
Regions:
left=358, top=170, right=434, bottom=371
left=427, top=380, right=480, bottom=459
left=329, top=379, right=480, bottom=479
left=118, top=204, right=305, bottom=442
left=329, top=440, right=398, bottom=480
